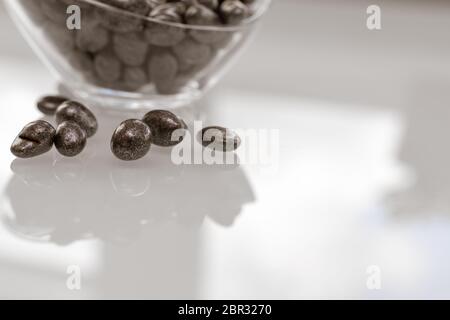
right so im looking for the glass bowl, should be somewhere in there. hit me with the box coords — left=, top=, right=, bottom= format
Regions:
left=5, top=0, right=271, bottom=110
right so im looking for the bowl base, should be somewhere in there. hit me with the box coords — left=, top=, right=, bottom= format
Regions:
left=58, top=82, right=203, bottom=112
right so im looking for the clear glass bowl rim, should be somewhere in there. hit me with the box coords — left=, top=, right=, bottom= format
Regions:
left=77, top=0, right=272, bottom=31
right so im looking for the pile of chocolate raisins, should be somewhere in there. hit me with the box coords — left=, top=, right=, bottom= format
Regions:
left=11, top=95, right=241, bottom=161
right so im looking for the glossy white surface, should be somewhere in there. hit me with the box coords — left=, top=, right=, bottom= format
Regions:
left=1, top=0, right=450, bottom=299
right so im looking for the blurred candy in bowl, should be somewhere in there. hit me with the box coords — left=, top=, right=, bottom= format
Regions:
left=5, top=0, right=271, bottom=110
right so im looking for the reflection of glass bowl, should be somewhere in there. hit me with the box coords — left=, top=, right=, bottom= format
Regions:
left=5, top=0, right=271, bottom=110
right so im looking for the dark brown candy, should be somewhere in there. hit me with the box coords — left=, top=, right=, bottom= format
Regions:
left=56, top=101, right=98, bottom=137
left=37, top=95, right=69, bottom=115
left=111, top=119, right=152, bottom=161
left=149, top=3, right=184, bottom=23
left=142, top=110, right=187, bottom=147
left=11, top=120, right=56, bottom=158
left=199, top=126, right=241, bottom=152
left=96, top=0, right=152, bottom=33
left=185, top=3, right=221, bottom=26
left=184, top=5, right=225, bottom=45
left=21, top=0, right=260, bottom=97
left=97, top=0, right=152, bottom=14
left=54, top=121, right=87, bottom=157
left=145, top=3, right=186, bottom=47
left=220, top=0, right=250, bottom=25
left=196, top=0, right=219, bottom=11
left=148, top=0, right=167, bottom=10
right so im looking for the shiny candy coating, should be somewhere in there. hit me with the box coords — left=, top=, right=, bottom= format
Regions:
left=56, top=101, right=98, bottom=138
left=142, top=110, right=187, bottom=147
left=54, top=121, right=87, bottom=157
left=10, top=120, right=56, bottom=158
left=111, top=119, right=153, bottom=161
left=37, top=95, right=68, bottom=115
left=199, top=126, right=241, bottom=152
